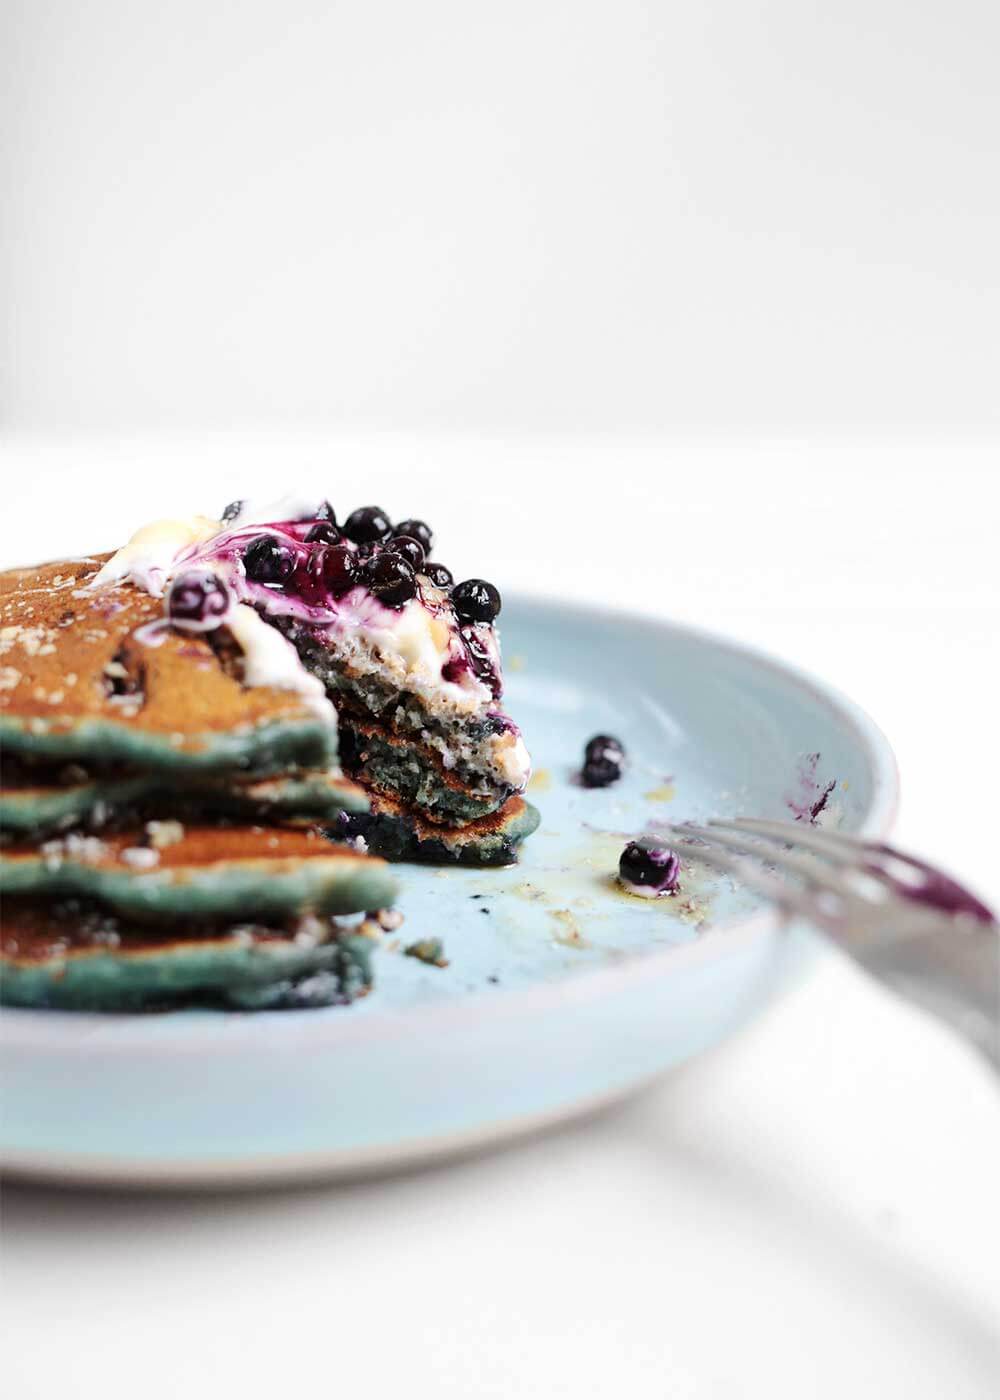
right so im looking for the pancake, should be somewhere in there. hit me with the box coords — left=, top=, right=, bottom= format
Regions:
left=0, top=763, right=368, bottom=841
left=279, top=623, right=523, bottom=822
left=81, top=499, right=535, bottom=853
left=334, top=793, right=541, bottom=867
left=337, top=719, right=510, bottom=826
left=1, top=897, right=375, bottom=1011
left=1, top=825, right=398, bottom=921
left=0, top=558, right=338, bottom=774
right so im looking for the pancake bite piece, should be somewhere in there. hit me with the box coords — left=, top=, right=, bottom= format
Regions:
left=88, top=495, right=538, bottom=863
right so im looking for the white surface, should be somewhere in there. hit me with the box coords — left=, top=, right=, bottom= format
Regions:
left=3, top=1, right=999, bottom=434
left=1, top=435, right=998, bottom=1399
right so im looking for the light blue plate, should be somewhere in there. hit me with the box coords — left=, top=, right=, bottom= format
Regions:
left=0, top=598, right=898, bottom=1186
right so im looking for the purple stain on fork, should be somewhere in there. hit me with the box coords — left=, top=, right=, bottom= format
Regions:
left=863, top=844, right=996, bottom=925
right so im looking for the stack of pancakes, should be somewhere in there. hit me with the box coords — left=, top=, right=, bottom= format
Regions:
left=0, top=558, right=397, bottom=1010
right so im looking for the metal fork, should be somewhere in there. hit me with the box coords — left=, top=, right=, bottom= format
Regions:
left=662, top=819, right=1000, bottom=1072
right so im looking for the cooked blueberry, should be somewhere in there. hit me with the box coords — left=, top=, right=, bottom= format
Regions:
left=367, top=551, right=416, bottom=606
left=394, top=519, right=433, bottom=553
left=423, top=562, right=453, bottom=589
left=581, top=757, right=621, bottom=788
left=220, top=499, right=244, bottom=524
left=305, top=521, right=342, bottom=546
left=582, top=734, right=625, bottom=785
left=344, top=506, right=393, bottom=545
left=320, top=543, right=360, bottom=596
left=618, top=842, right=680, bottom=894
left=315, top=500, right=337, bottom=524
left=167, top=569, right=232, bottom=631
left=453, top=579, right=501, bottom=623
left=585, top=734, right=625, bottom=765
left=243, top=534, right=296, bottom=583
left=391, top=534, right=426, bottom=571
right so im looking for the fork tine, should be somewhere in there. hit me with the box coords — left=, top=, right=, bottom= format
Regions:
left=670, top=822, right=853, bottom=899
left=665, top=836, right=829, bottom=924
left=724, top=819, right=997, bottom=925
left=718, top=818, right=867, bottom=865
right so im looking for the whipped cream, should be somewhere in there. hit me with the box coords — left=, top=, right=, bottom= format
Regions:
left=224, top=605, right=334, bottom=719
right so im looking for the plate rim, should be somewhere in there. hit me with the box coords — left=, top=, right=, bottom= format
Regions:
left=0, top=594, right=900, bottom=1057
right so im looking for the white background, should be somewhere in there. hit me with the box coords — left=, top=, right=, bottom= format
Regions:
left=2, top=0, right=999, bottom=434
left=1, top=3, right=999, bottom=1398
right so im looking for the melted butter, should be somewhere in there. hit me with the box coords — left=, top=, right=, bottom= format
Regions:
left=90, top=516, right=222, bottom=596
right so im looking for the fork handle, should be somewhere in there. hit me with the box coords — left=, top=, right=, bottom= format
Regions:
left=858, top=918, right=1000, bottom=1072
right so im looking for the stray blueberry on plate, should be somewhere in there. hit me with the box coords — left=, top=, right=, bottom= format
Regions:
left=394, top=519, right=434, bottom=553
left=581, top=734, right=625, bottom=787
left=243, top=534, right=296, bottom=584
left=618, top=842, right=681, bottom=896
left=453, top=578, right=501, bottom=623
left=423, top=562, right=453, bottom=589
left=585, top=734, right=624, bottom=765
left=305, top=521, right=342, bottom=546
left=167, top=569, right=232, bottom=631
left=392, top=534, right=427, bottom=571
left=581, top=757, right=620, bottom=788
left=220, top=500, right=244, bottom=525
left=344, top=506, right=393, bottom=545
left=368, top=550, right=417, bottom=606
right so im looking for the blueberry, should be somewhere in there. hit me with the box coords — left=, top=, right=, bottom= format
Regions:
left=581, top=733, right=625, bottom=786
left=243, top=534, right=296, bottom=584
left=344, top=506, right=393, bottom=545
left=581, top=757, right=621, bottom=788
left=452, top=579, right=501, bottom=623
left=220, top=500, right=244, bottom=525
left=367, top=550, right=416, bottom=606
left=423, top=562, right=453, bottom=589
left=585, top=734, right=625, bottom=765
left=391, top=533, right=426, bottom=571
left=315, top=500, right=337, bottom=525
left=394, top=519, right=433, bottom=553
left=167, top=569, right=232, bottom=631
left=618, top=842, right=680, bottom=894
left=319, top=544, right=360, bottom=596
left=305, top=521, right=342, bottom=546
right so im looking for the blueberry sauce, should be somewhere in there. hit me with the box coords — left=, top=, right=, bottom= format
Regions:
left=458, top=624, right=502, bottom=697
left=787, top=753, right=837, bottom=825
left=618, top=842, right=681, bottom=897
